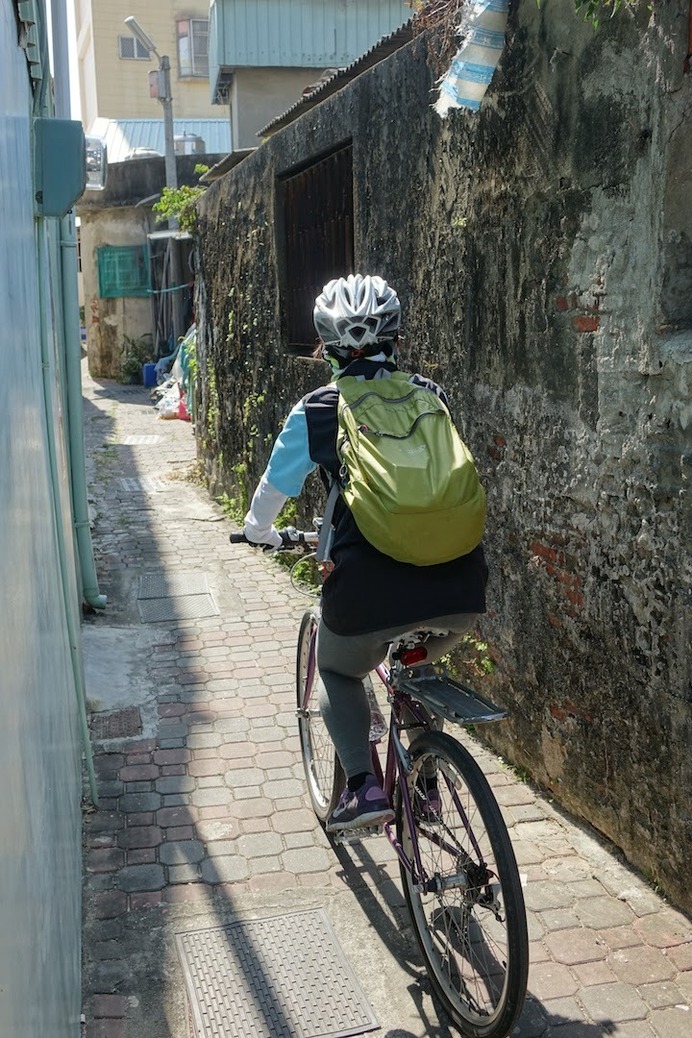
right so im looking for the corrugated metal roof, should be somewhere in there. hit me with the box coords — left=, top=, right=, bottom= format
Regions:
left=88, top=118, right=232, bottom=163
left=259, top=19, right=414, bottom=137
left=210, top=0, right=411, bottom=98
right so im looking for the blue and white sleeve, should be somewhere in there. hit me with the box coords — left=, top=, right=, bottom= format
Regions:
left=243, top=401, right=317, bottom=544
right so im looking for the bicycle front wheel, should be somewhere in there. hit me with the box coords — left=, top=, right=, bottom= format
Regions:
left=296, top=610, right=344, bottom=825
left=397, top=731, right=528, bottom=1038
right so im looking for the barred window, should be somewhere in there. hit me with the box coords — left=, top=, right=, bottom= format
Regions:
left=118, top=36, right=150, bottom=60
left=177, top=19, right=209, bottom=78
left=97, top=246, right=150, bottom=299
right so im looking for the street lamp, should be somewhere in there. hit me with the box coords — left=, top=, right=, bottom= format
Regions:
left=124, top=17, right=178, bottom=192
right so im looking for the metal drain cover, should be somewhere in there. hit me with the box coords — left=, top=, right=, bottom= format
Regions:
left=137, top=594, right=219, bottom=623
left=176, top=909, right=379, bottom=1038
left=90, top=706, right=142, bottom=740
left=120, top=435, right=162, bottom=445
left=138, top=573, right=211, bottom=598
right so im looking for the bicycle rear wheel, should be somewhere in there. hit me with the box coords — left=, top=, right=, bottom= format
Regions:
left=397, top=731, right=528, bottom=1038
left=296, top=610, right=345, bottom=825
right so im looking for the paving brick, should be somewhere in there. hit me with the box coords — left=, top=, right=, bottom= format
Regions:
left=200, top=855, right=250, bottom=883
left=578, top=980, right=651, bottom=1023
left=281, top=847, right=332, bottom=874
left=667, top=941, right=692, bottom=971
left=237, top=832, right=283, bottom=858
left=129, top=891, right=163, bottom=911
left=87, top=811, right=124, bottom=835
left=544, top=928, right=607, bottom=965
left=156, top=805, right=196, bottom=828
left=190, top=787, right=233, bottom=807
left=602, top=925, right=645, bottom=951
left=90, top=890, right=127, bottom=920
left=125, top=811, right=155, bottom=827
left=608, top=945, right=677, bottom=985
left=155, top=776, right=196, bottom=794
left=153, top=748, right=190, bottom=765
left=634, top=911, right=692, bottom=948
left=523, top=881, right=576, bottom=913
left=120, top=792, right=161, bottom=813
left=640, top=979, right=689, bottom=1009
left=569, top=959, right=616, bottom=987
left=527, top=961, right=578, bottom=1000
left=86, top=848, right=125, bottom=873
left=537, top=908, right=581, bottom=932
left=158, top=839, right=205, bottom=865
left=648, top=1006, right=692, bottom=1037
left=270, top=808, right=316, bottom=834
left=117, top=826, right=162, bottom=849
left=574, top=895, right=636, bottom=929
left=116, top=864, right=166, bottom=892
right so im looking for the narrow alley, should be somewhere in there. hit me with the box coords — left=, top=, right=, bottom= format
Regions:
left=80, top=367, right=691, bottom=1038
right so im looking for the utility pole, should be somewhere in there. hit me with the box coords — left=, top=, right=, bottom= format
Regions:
left=124, top=18, right=184, bottom=344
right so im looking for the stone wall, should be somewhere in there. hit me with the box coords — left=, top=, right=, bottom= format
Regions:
left=195, top=1, right=692, bottom=911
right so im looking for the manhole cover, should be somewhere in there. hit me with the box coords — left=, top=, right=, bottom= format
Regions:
left=137, top=594, right=219, bottom=623
left=138, top=573, right=210, bottom=598
left=176, top=909, right=378, bottom=1038
left=90, top=706, right=142, bottom=740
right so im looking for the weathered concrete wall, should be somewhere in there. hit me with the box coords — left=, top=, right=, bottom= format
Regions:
left=195, top=1, right=692, bottom=911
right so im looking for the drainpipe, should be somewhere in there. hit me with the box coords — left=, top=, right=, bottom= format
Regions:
left=686, top=0, right=692, bottom=73
left=48, top=0, right=100, bottom=803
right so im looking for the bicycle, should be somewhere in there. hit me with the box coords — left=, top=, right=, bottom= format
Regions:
left=231, top=524, right=529, bottom=1038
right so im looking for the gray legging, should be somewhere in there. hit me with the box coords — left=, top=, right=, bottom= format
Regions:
left=317, top=613, right=479, bottom=780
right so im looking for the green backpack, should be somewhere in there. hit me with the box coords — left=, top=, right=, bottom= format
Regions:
left=333, top=372, right=486, bottom=566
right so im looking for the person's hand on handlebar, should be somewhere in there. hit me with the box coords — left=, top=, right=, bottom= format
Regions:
left=242, top=518, right=283, bottom=552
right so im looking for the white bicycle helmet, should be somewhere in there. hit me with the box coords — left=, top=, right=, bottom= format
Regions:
left=313, top=274, right=401, bottom=363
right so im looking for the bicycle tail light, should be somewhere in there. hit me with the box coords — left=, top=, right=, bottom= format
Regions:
left=400, top=645, right=428, bottom=667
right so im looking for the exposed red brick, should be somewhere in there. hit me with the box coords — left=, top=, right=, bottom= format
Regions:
left=572, top=314, right=600, bottom=333
left=529, top=541, right=560, bottom=565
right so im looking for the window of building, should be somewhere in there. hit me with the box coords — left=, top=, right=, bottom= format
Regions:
left=97, top=246, right=150, bottom=299
left=177, top=19, right=209, bottom=78
left=118, top=36, right=150, bottom=60
left=279, top=144, right=355, bottom=354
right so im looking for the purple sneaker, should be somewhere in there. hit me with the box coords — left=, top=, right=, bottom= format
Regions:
left=326, top=775, right=395, bottom=832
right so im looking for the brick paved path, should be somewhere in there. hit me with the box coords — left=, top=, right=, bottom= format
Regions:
left=80, top=370, right=691, bottom=1038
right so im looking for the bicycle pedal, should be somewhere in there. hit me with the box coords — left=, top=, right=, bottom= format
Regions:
left=330, top=824, right=381, bottom=845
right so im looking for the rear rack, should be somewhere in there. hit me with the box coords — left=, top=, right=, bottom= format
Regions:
left=395, top=665, right=507, bottom=726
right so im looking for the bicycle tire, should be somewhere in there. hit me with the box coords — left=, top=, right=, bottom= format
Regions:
left=296, top=610, right=345, bottom=825
left=397, top=730, right=528, bottom=1038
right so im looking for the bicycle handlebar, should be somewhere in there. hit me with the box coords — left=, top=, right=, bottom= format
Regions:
left=230, top=527, right=319, bottom=550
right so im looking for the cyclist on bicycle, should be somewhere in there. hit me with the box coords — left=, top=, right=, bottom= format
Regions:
left=243, top=274, right=488, bottom=831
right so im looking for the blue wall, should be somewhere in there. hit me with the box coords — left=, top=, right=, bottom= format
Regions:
left=0, top=1, right=83, bottom=1034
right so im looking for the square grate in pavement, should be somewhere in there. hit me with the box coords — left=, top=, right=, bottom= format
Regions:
left=137, top=594, right=219, bottom=623
left=138, top=573, right=211, bottom=598
left=120, top=435, right=162, bottom=445
left=120, top=477, right=169, bottom=492
left=90, top=706, right=142, bottom=740
left=176, top=909, right=379, bottom=1038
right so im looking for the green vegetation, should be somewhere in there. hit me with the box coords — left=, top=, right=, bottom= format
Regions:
left=539, top=0, right=644, bottom=25
left=441, top=634, right=496, bottom=682
left=119, top=333, right=153, bottom=383
left=152, top=164, right=209, bottom=232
